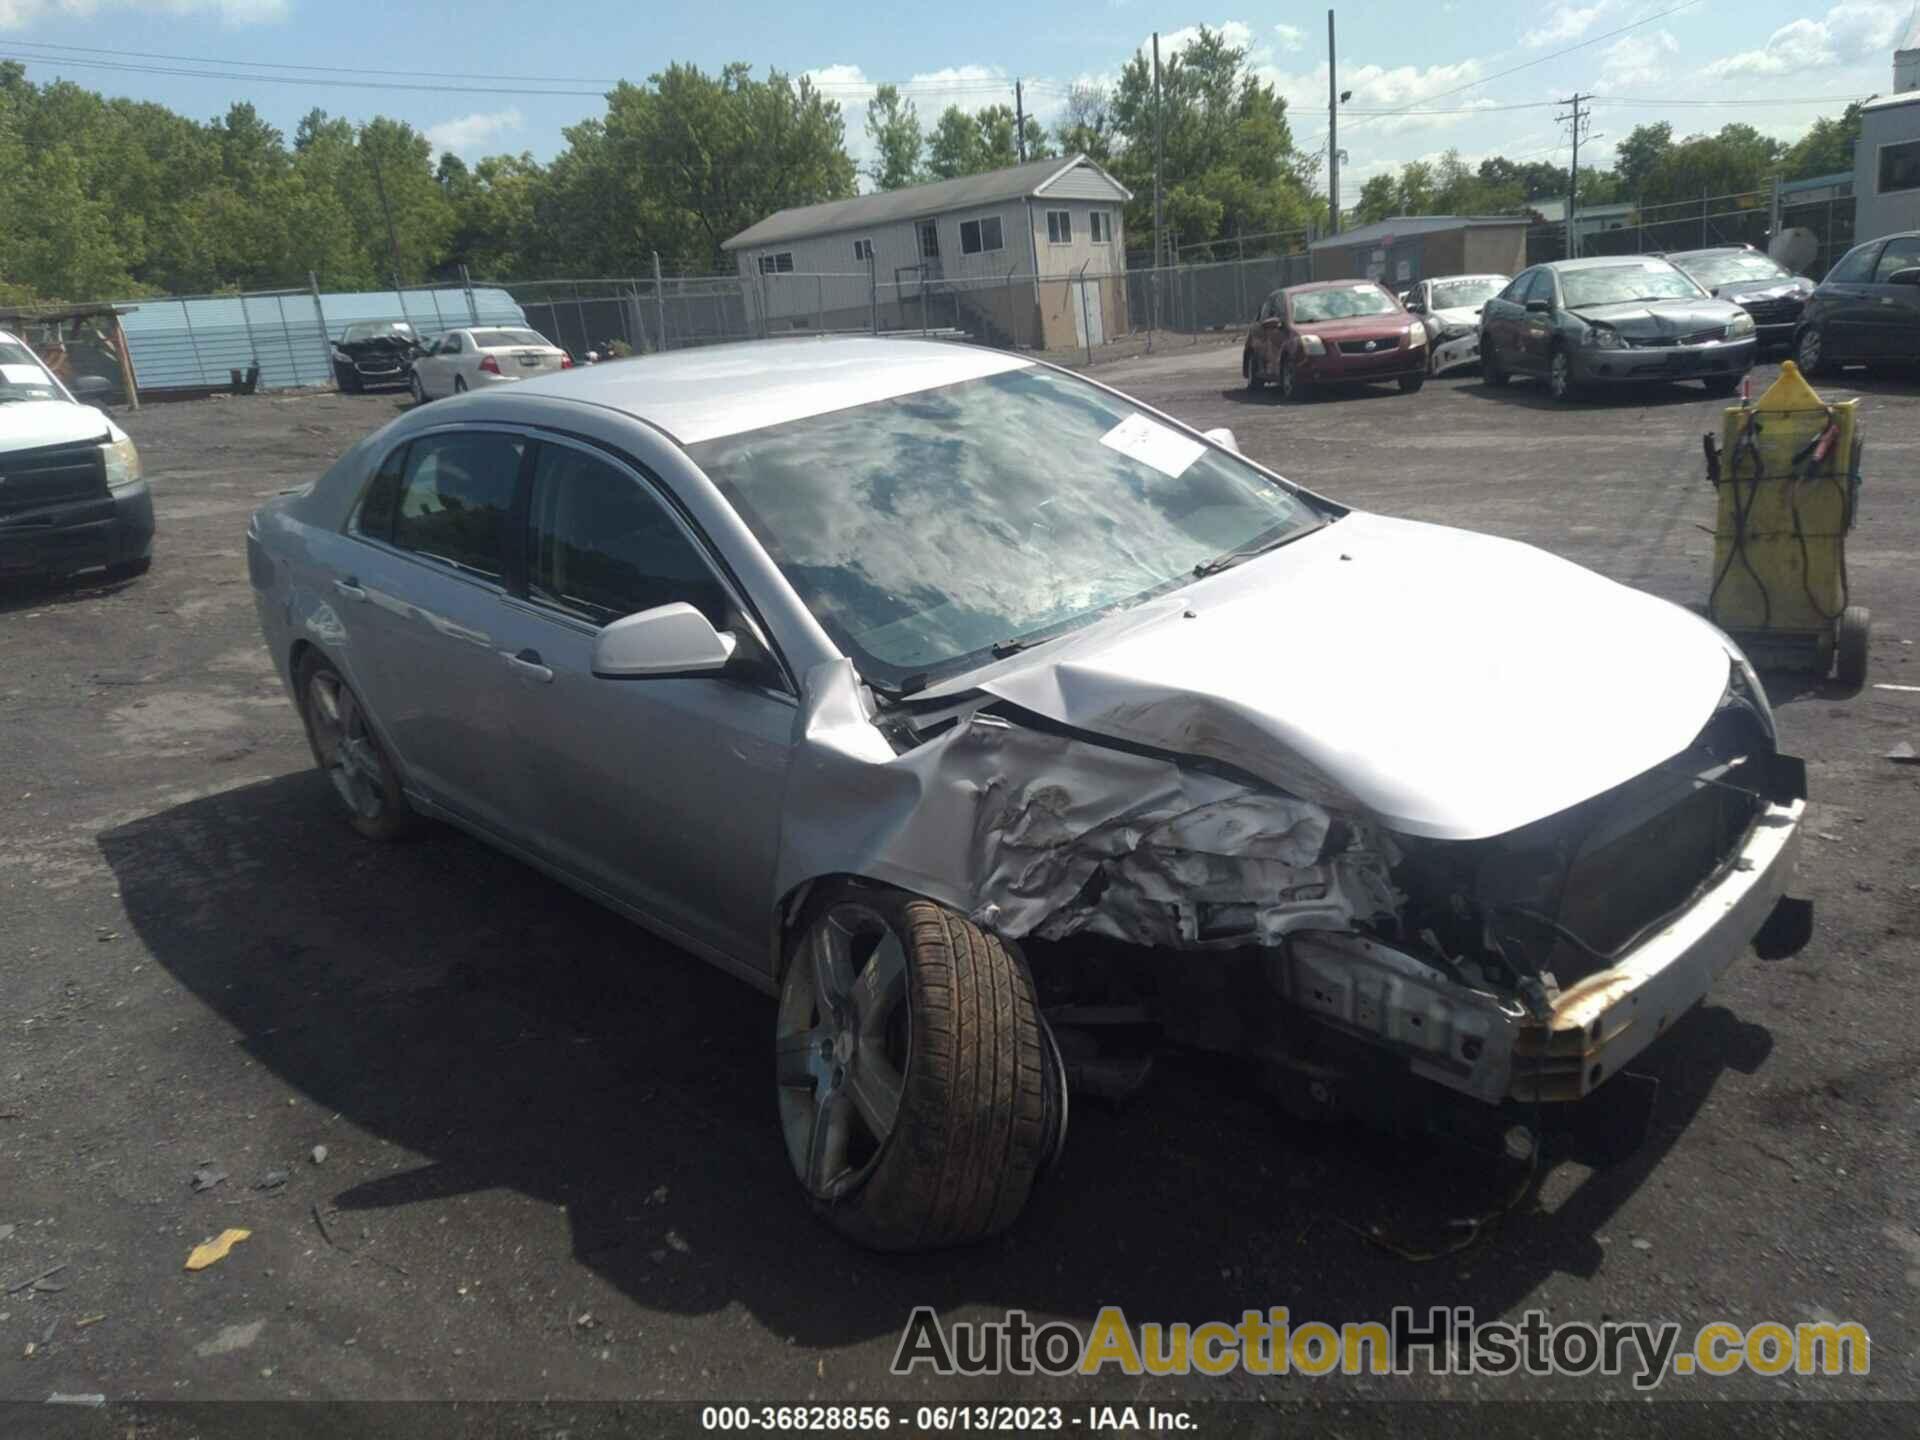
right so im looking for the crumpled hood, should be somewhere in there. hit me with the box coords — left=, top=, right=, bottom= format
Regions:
left=0, top=399, right=113, bottom=453
left=977, top=512, right=1732, bottom=842
left=1431, top=304, right=1483, bottom=331
left=1714, top=279, right=1811, bottom=305
left=1566, top=298, right=1741, bottom=336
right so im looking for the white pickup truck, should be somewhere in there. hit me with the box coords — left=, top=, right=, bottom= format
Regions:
left=0, top=329, right=153, bottom=582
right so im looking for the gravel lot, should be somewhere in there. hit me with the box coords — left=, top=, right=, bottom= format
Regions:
left=3, top=348, right=1917, bottom=1428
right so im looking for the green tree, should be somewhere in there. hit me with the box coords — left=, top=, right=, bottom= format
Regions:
left=1054, top=84, right=1115, bottom=167
left=1612, top=122, right=1674, bottom=200
left=864, top=84, right=924, bottom=190
left=1785, top=102, right=1866, bottom=181
left=926, top=105, right=986, bottom=180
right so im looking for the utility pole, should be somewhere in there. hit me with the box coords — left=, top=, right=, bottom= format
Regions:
left=1152, top=34, right=1165, bottom=270
left=1327, top=9, right=1340, bottom=236
left=1556, top=93, right=1589, bottom=260
left=1016, top=79, right=1026, bottom=163
left=361, top=133, right=403, bottom=279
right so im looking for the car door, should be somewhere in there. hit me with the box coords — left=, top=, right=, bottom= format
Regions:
left=1517, top=269, right=1558, bottom=372
left=435, top=331, right=468, bottom=393
left=338, top=426, right=528, bottom=835
left=1815, top=240, right=1883, bottom=361
left=1483, top=271, right=1530, bottom=368
left=1861, top=234, right=1920, bottom=357
left=1253, top=293, right=1284, bottom=373
left=489, top=436, right=792, bottom=970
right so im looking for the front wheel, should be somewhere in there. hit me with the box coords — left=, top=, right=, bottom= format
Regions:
left=1837, top=605, right=1870, bottom=689
left=297, top=655, right=416, bottom=841
left=1279, top=358, right=1308, bottom=402
left=1399, top=371, right=1426, bottom=394
left=1795, top=324, right=1829, bottom=377
left=776, top=887, right=1052, bottom=1251
left=1482, top=334, right=1510, bottom=387
left=1243, top=349, right=1264, bottom=391
left=410, top=372, right=429, bottom=406
left=1547, top=346, right=1578, bottom=403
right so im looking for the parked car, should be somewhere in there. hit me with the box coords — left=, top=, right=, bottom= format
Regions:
left=1793, top=230, right=1920, bottom=376
left=0, top=328, right=153, bottom=583
left=409, top=325, right=572, bottom=403
left=1480, top=257, right=1757, bottom=401
left=1402, top=273, right=1508, bottom=375
left=1664, top=245, right=1813, bottom=351
left=331, top=321, right=421, bottom=394
left=1243, top=280, right=1427, bottom=399
left=249, top=337, right=1807, bottom=1250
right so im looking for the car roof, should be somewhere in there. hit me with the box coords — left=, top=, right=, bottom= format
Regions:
left=1279, top=279, right=1389, bottom=295
left=1545, top=255, right=1681, bottom=272
left=509, top=336, right=1032, bottom=445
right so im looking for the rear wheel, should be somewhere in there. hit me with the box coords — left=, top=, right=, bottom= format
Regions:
left=776, top=886, right=1051, bottom=1251
left=1703, top=373, right=1743, bottom=398
left=453, top=375, right=468, bottom=395
left=297, top=654, right=415, bottom=841
left=410, top=371, right=429, bottom=406
left=1482, top=334, right=1510, bottom=387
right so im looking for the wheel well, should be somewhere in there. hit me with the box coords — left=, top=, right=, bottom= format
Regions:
left=288, top=638, right=316, bottom=685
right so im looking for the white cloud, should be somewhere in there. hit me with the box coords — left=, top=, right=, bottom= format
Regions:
left=1273, top=22, right=1305, bottom=53
left=425, top=108, right=524, bottom=157
left=0, top=0, right=287, bottom=25
left=1523, top=2, right=1612, bottom=48
left=1599, top=30, right=1679, bottom=88
left=1705, top=1, right=1910, bottom=79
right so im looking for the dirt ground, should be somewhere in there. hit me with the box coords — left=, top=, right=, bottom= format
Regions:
left=2, top=351, right=1917, bottom=1432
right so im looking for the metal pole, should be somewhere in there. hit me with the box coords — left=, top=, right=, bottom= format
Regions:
left=1702, top=190, right=1709, bottom=247
left=180, top=299, right=207, bottom=387
left=239, top=292, right=261, bottom=381
left=869, top=253, right=878, bottom=335
left=1078, top=262, right=1093, bottom=366
left=307, top=273, right=334, bottom=386
left=1016, top=79, right=1026, bottom=164
left=573, top=282, right=589, bottom=356
left=273, top=292, right=299, bottom=386
left=428, top=285, right=447, bottom=333
left=653, top=252, right=668, bottom=352
left=393, top=274, right=412, bottom=331
left=460, top=263, right=480, bottom=323
left=1769, top=175, right=1782, bottom=250
left=817, top=273, right=824, bottom=333
left=1152, top=33, right=1165, bottom=271
left=1327, top=11, right=1340, bottom=236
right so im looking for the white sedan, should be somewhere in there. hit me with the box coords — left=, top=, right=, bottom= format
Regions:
left=409, top=326, right=570, bottom=402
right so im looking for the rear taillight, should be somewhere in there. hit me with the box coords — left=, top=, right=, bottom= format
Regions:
left=479, top=354, right=502, bottom=376
left=560, top=355, right=573, bottom=369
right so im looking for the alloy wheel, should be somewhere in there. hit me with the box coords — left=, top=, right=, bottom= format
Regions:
left=1797, top=327, right=1822, bottom=374
left=1549, top=351, right=1572, bottom=401
left=776, top=904, right=912, bottom=1201
left=306, top=670, right=388, bottom=823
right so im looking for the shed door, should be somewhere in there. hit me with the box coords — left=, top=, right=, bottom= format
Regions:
left=1070, top=280, right=1105, bottom=347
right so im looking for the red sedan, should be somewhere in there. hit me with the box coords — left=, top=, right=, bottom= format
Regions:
left=1242, top=280, right=1428, bottom=400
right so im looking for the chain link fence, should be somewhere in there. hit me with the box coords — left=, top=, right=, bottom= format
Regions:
left=1524, top=186, right=1857, bottom=279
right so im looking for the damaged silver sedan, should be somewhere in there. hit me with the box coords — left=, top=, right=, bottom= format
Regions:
left=248, top=337, right=1807, bottom=1251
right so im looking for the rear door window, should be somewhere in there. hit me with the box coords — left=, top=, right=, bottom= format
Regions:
left=388, top=432, right=525, bottom=580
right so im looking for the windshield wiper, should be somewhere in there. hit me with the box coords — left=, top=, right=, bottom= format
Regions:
left=1192, top=519, right=1329, bottom=579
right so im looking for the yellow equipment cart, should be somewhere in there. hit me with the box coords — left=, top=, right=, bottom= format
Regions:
left=1703, top=361, right=1869, bottom=687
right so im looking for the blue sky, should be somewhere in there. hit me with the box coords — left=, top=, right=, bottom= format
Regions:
left=0, top=0, right=1910, bottom=195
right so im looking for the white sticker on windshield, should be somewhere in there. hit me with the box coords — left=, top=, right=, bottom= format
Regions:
left=1, top=364, right=49, bottom=385
left=1100, top=412, right=1206, bottom=479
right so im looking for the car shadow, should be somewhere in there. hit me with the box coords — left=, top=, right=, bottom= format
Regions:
left=0, top=567, right=147, bottom=615
left=1458, top=376, right=1743, bottom=411
left=100, top=774, right=1773, bottom=1349
left=1217, top=382, right=1420, bottom=407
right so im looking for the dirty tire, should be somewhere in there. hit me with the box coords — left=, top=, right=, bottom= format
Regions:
left=104, top=555, right=152, bottom=581
left=1399, top=371, right=1425, bottom=394
left=453, top=375, right=468, bottom=395
left=1280, top=358, right=1305, bottom=402
left=1794, top=325, right=1828, bottom=377
left=1703, top=373, right=1742, bottom=398
left=1243, top=349, right=1263, bottom=391
left=295, top=653, right=416, bottom=842
left=1482, top=335, right=1510, bottom=387
left=1837, top=605, right=1870, bottom=690
left=777, top=887, right=1049, bottom=1252
left=410, top=372, right=429, bottom=406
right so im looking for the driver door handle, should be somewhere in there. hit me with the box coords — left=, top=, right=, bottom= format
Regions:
left=334, top=577, right=367, bottom=602
left=504, top=648, right=554, bottom=684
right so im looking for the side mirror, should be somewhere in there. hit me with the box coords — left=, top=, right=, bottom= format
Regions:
left=1887, top=267, right=1920, bottom=287
left=1202, top=427, right=1240, bottom=454
left=591, top=602, right=737, bottom=679
left=1405, top=298, right=1424, bottom=313
left=1525, top=298, right=1553, bottom=314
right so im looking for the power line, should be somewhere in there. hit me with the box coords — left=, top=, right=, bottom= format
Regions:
left=0, top=38, right=621, bottom=85
left=1298, top=0, right=1708, bottom=148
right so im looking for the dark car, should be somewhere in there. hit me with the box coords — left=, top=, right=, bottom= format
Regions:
left=1665, top=245, right=1813, bottom=351
left=1793, top=231, right=1920, bottom=376
left=330, top=321, right=421, bottom=393
left=1479, top=256, right=1757, bottom=402
left=1242, top=280, right=1427, bottom=400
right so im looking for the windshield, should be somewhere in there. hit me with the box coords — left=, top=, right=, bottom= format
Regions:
left=1672, top=252, right=1792, bottom=288
left=1289, top=285, right=1397, bottom=323
left=472, top=328, right=550, bottom=348
left=0, top=342, right=63, bottom=403
left=689, top=367, right=1329, bottom=688
left=1561, top=262, right=1706, bottom=308
left=1429, top=277, right=1503, bottom=310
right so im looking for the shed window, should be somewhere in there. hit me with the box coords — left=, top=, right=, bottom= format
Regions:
left=1046, top=210, right=1072, bottom=244
left=1880, top=140, right=1920, bottom=195
left=916, top=219, right=941, bottom=260
left=757, top=252, right=795, bottom=274
left=959, top=216, right=1005, bottom=255
left=1089, top=211, right=1112, bottom=243
left=853, top=238, right=874, bottom=261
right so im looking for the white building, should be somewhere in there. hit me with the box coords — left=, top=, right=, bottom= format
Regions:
left=721, top=155, right=1132, bottom=350
left=1854, top=86, right=1920, bottom=243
